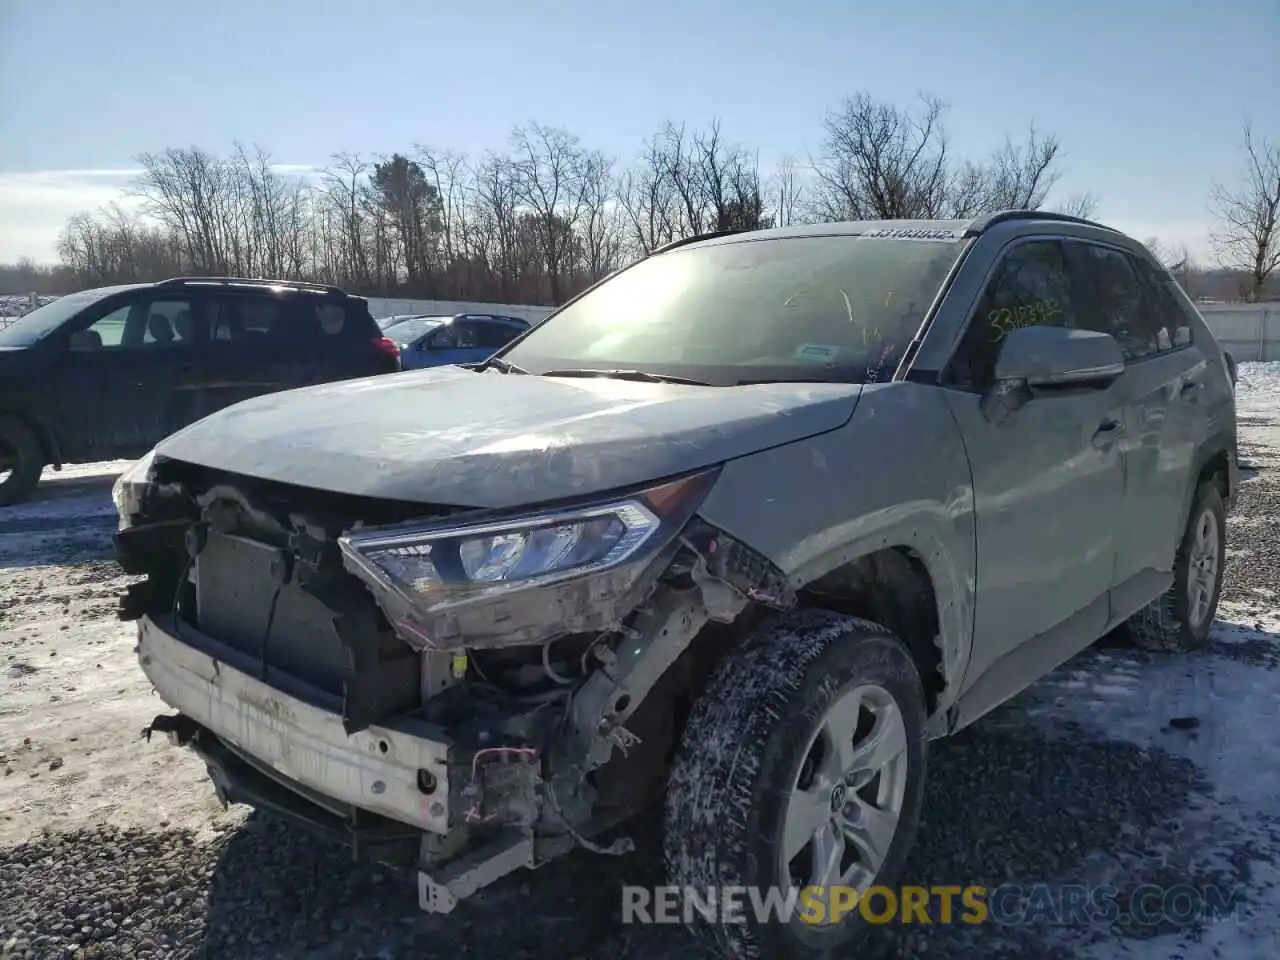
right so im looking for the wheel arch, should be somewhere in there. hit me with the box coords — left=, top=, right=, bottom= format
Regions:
left=0, top=404, right=61, bottom=468
left=1187, top=432, right=1234, bottom=517
left=791, top=544, right=956, bottom=719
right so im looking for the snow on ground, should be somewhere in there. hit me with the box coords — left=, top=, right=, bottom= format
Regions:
left=1236, top=360, right=1280, bottom=413
left=0, top=366, right=1278, bottom=959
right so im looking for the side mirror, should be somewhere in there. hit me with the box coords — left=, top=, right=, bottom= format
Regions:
left=993, top=326, right=1124, bottom=388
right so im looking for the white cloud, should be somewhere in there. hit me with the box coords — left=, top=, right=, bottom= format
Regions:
left=0, top=164, right=321, bottom=266
left=0, top=169, right=145, bottom=264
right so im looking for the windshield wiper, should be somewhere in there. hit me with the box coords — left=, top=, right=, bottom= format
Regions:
left=481, top=357, right=529, bottom=375
left=541, top=368, right=713, bottom=386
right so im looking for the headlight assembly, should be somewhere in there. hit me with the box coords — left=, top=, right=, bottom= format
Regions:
left=111, top=449, right=158, bottom=530
left=338, top=471, right=716, bottom=621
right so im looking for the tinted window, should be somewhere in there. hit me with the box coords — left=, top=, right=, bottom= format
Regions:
left=950, top=240, right=1078, bottom=389
left=82, top=305, right=130, bottom=348
left=1073, top=244, right=1159, bottom=359
left=501, top=235, right=967, bottom=386
left=1132, top=258, right=1194, bottom=351
left=471, top=320, right=521, bottom=349
left=208, top=296, right=284, bottom=343
left=140, top=298, right=199, bottom=345
left=207, top=295, right=372, bottom=345
left=71, top=296, right=200, bottom=351
left=433, top=322, right=479, bottom=349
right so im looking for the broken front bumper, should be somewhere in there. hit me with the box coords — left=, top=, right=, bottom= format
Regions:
left=136, top=613, right=452, bottom=836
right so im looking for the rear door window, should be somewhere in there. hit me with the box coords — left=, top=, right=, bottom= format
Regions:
left=472, top=320, right=523, bottom=349
left=1070, top=244, right=1161, bottom=360
left=207, top=295, right=286, bottom=344
left=1132, top=257, right=1194, bottom=351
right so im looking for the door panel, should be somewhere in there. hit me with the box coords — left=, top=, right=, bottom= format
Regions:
left=201, top=294, right=315, bottom=414
left=943, top=238, right=1125, bottom=688
left=57, top=296, right=203, bottom=458
left=1066, top=242, right=1206, bottom=584
left=946, top=387, right=1125, bottom=684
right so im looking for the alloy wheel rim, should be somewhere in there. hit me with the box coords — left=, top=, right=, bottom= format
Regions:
left=782, top=683, right=909, bottom=925
left=1186, top=508, right=1220, bottom=628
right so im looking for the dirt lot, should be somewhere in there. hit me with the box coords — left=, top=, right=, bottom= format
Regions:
left=2, top=367, right=1279, bottom=959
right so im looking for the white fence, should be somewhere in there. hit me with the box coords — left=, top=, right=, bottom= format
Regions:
left=1198, top=304, right=1279, bottom=362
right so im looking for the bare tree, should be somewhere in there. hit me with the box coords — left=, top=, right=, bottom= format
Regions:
left=577, top=150, right=625, bottom=281
left=25, top=103, right=1127, bottom=303
left=948, top=128, right=1062, bottom=216
left=768, top=156, right=805, bottom=228
left=1051, top=191, right=1100, bottom=219
left=619, top=130, right=682, bottom=255
left=320, top=153, right=372, bottom=286
left=509, top=124, right=591, bottom=304
left=809, top=93, right=951, bottom=220
left=1210, top=121, right=1280, bottom=301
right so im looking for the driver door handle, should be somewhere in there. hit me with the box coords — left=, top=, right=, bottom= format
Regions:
left=1179, top=379, right=1203, bottom=401
left=1092, top=420, right=1124, bottom=449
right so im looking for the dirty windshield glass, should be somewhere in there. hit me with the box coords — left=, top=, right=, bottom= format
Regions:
left=501, top=234, right=966, bottom=386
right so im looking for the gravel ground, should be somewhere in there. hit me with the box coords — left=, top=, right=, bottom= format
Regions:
left=2, top=368, right=1279, bottom=960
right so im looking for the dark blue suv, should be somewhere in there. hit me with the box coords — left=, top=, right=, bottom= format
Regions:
left=0, top=276, right=400, bottom=505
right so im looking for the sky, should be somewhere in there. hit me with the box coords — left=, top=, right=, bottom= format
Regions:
left=0, top=0, right=1277, bottom=266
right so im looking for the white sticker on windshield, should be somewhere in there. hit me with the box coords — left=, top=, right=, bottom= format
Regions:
left=795, top=343, right=841, bottom=362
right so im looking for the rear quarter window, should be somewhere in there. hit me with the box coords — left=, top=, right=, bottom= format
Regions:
left=313, top=298, right=380, bottom=339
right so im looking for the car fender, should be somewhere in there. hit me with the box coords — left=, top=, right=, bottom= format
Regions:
left=0, top=391, right=63, bottom=467
left=695, top=382, right=977, bottom=715
left=1184, top=428, right=1238, bottom=519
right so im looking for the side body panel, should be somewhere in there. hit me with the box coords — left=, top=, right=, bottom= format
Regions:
left=53, top=291, right=204, bottom=460
left=695, top=382, right=977, bottom=716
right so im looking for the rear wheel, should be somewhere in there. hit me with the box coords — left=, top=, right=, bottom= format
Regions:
left=664, top=609, right=928, bottom=959
left=0, top=415, right=44, bottom=507
left=1129, top=481, right=1226, bottom=652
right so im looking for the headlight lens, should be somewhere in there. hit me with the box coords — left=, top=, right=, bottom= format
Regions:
left=111, top=449, right=157, bottom=529
left=340, top=501, right=659, bottom=611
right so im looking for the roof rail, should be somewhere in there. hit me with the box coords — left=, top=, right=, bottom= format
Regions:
left=454, top=312, right=529, bottom=324
left=964, top=209, right=1120, bottom=237
left=651, top=229, right=747, bottom=255
left=156, top=276, right=347, bottom=296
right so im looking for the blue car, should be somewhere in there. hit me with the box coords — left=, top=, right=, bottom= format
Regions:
left=384, top=313, right=531, bottom=371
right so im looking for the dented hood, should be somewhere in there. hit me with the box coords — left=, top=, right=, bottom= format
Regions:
left=154, top=366, right=862, bottom=509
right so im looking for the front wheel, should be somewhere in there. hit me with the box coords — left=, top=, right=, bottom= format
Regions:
left=0, top=415, right=44, bottom=507
left=1129, top=481, right=1226, bottom=652
left=664, top=609, right=928, bottom=960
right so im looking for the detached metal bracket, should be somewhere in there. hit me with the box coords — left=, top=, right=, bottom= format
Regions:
left=570, top=587, right=712, bottom=771
left=418, top=829, right=535, bottom=913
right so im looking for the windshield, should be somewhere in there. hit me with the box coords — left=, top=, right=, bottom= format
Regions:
left=500, top=235, right=967, bottom=386
left=385, top=316, right=447, bottom=343
left=0, top=288, right=124, bottom=348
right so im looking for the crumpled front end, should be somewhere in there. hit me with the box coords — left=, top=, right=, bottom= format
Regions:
left=117, top=453, right=794, bottom=911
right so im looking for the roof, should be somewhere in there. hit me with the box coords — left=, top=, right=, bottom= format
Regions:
left=662, top=209, right=1120, bottom=253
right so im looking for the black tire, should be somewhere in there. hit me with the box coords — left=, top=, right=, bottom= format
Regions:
left=663, top=608, right=928, bottom=960
left=0, top=415, right=44, bottom=507
left=1129, top=481, right=1226, bottom=652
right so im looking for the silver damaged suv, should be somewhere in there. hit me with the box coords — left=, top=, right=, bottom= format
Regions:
left=114, top=210, right=1238, bottom=959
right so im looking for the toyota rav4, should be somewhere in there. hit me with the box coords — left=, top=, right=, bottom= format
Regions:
left=114, top=211, right=1237, bottom=959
